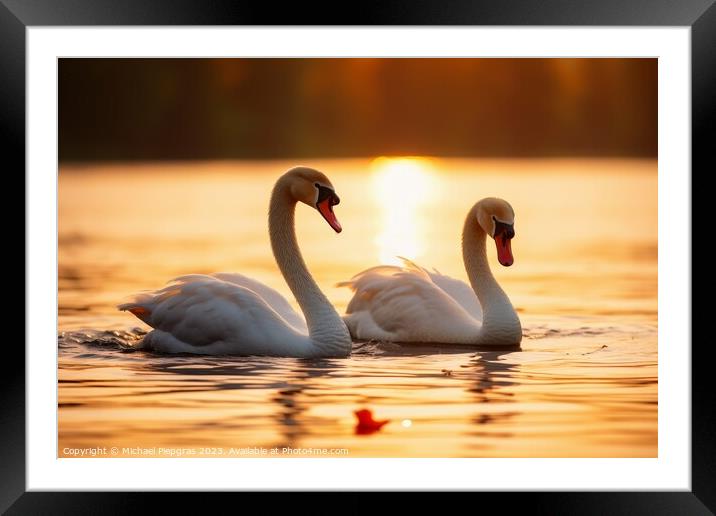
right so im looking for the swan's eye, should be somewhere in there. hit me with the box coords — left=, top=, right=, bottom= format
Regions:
left=316, top=184, right=338, bottom=205
left=494, top=219, right=515, bottom=239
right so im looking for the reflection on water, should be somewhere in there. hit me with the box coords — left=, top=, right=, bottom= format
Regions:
left=58, top=158, right=657, bottom=457
left=372, top=157, right=439, bottom=265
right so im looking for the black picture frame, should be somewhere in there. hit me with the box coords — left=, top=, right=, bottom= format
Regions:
left=6, top=0, right=711, bottom=512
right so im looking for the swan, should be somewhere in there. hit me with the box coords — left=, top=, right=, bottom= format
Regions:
left=339, top=197, right=522, bottom=347
left=118, top=166, right=352, bottom=357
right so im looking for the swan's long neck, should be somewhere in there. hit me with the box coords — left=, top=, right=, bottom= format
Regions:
left=462, top=206, right=522, bottom=345
left=268, top=181, right=351, bottom=356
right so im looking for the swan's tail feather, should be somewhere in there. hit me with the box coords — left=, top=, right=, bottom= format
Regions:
left=337, top=258, right=431, bottom=292
left=339, top=258, right=423, bottom=285
left=396, top=256, right=419, bottom=268
left=396, top=256, right=430, bottom=275
left=118, top=292, right=155, bottom=324
left=118, top=304, right=152, bottom=324
left=343, top=264, right=400, bottom=281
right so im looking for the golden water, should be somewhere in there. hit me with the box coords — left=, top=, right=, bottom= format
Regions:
left=58, top=158, right=657, bottom=457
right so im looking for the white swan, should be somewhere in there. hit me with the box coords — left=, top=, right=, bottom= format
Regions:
left=118, top=167, right=352, bottom=357
left=339, top=198, right=522, bottom=347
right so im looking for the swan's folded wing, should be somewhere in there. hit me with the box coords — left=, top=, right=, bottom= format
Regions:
left=118, top=275, right=304, bottom=348
left=339, top=264, right=479, bottom=342
left=210, top=272, right=306, bottom=331
left=425, top=270, right=483, bottom=321
left=338, top=264, right=413, bottom=313
left=397, top=257, right=483, bottom=321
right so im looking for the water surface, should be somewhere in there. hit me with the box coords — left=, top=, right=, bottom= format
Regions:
left=58, top=158, right=657, bottom=457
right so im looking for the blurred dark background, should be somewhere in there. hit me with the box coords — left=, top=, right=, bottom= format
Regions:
left=59, top=58, right=657, bottom=162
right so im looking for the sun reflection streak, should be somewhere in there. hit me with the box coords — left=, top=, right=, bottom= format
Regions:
left=371, top=157, right=438, bottom=265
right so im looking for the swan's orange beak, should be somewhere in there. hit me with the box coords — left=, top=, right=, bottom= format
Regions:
left=317, top=197, right=342, bottom=233
left=495, top=234, right=513, bottom=267
left=493, top=220, right=515, bottom=266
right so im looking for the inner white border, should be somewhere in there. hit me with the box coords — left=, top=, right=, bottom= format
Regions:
left=28, top=27, right=690, bottom=491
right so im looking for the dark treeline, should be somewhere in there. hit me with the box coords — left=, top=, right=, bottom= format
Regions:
left=59, top=58, right=657, bottom=162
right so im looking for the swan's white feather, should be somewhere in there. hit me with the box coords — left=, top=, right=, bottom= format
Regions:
left=118, top=274, right=315, bottom=356
left=401, top=258, right=483, bottom=321
left=339, top=258, right=483, bottom=343
left=208, top=273, right=306, bottom=331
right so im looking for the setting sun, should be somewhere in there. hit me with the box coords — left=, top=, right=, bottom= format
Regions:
left=371, top=157, right=439, bottom=265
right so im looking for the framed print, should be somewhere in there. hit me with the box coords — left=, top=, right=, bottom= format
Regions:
left=6, top=0, right=713, bottom=512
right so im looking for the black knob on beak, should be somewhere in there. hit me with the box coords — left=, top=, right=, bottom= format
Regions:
left=494, top=219, right=515, bottom=239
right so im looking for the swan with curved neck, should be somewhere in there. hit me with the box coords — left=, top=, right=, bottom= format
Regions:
left=340, top=197, right=522, bottom=347
left=119, top=167, right=352, bottom=357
